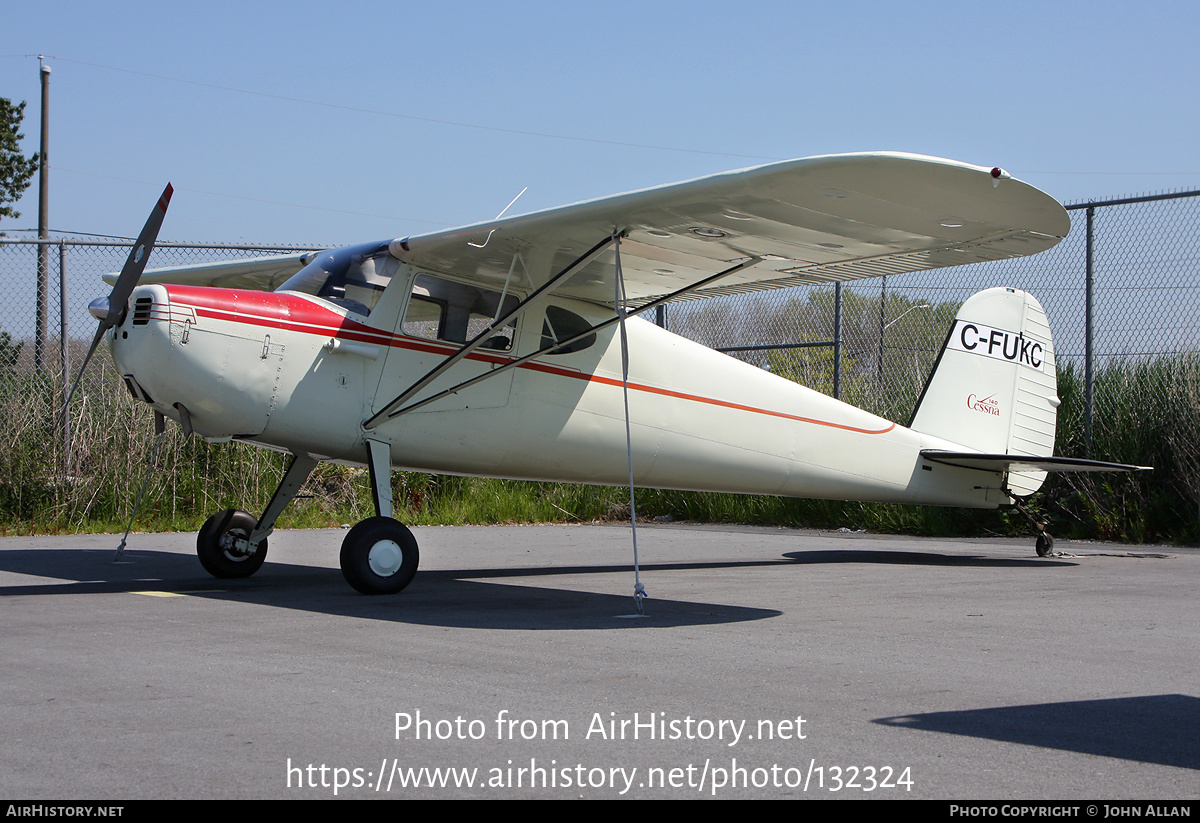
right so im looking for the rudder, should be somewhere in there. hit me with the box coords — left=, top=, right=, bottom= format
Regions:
left=909, top=287, right=1059, bottom=496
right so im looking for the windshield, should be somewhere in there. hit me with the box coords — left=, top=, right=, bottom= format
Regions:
left=277, top=240, right=395, bottom=316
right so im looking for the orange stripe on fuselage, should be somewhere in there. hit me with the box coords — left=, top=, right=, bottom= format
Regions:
left=163, top=285, right=896, bottom=436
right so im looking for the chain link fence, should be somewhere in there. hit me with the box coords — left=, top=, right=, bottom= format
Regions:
left=0, top=239, right=319, bottom=388
left=1, top=189, right=1197, bottom=535
left=668, top=190, right=1200, bottom=463
left=0, top=240, right=324, bottom=529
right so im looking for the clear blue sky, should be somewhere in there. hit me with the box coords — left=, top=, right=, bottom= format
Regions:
left=3, top=0, right=1198, bottom=246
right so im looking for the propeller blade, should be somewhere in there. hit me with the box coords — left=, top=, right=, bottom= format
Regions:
left=107, top=183, right=174, bottom=324
left=59, top=183, right=174, bottom=424
left=61, top=323, right=108, bottom=418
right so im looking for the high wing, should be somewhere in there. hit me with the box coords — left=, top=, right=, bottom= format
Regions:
left=103, top=251, right=313, bottom=291
left=393, top=151, right=1070, bottom=307
left=111, top=152, right=1068, bottom=303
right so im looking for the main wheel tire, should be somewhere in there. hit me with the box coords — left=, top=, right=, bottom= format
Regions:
left=1035, top=532, right=1055, bottom=558
left=340, top=517, right=419, bottom=595
left=197, top=509, right=267, bottom=578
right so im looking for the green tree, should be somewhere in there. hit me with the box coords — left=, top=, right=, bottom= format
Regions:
left=0, top=98, right=39, bottom=224
left=0, top=328, right=21, bottom=371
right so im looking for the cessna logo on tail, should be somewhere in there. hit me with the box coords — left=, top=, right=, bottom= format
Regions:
left=967, top=393, right=1000, bottom=416
left=949, top=321, right=1045, bottom=371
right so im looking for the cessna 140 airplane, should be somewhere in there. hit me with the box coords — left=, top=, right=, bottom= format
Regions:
left=75, top=152, right=1145, bottom=595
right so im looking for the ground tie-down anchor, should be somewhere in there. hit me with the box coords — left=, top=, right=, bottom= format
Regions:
left=614, top=232, right=647, bottom=617
left=114, top=411, right=167, bottom=563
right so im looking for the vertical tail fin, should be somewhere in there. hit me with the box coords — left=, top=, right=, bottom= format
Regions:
left=909, top=287, right=1059, bottom=496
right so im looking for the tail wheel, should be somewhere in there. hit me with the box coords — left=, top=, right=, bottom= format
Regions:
left=1035, top=532, right=1055, bottom=558
left=197, top=509, right=267, bottom=578
left=340, top=517, right=419, bottom=595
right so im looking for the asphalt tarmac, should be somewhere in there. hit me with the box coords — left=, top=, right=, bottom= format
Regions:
left=1, top=523, right=1196, bottom=800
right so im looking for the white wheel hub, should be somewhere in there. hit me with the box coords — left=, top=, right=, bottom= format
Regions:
left=368, top=539, right=404, bottom=577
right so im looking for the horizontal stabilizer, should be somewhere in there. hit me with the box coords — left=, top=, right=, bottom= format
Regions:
left=921, top=450, right=1151, bottom=474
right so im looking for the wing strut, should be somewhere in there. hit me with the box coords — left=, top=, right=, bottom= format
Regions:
left=363, top=233, right=621, bottom=430
left=374, top=254, right=765, bottom=419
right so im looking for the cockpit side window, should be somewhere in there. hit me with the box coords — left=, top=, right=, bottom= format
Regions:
left=277, top=241, right=395, bottom=316
left=541, top=305, right=597, bottom=354
left=402, top=274, right=519, bottom=351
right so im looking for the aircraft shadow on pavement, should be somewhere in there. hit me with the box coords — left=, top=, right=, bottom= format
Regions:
left=875, top=694, right=1200, bottom=770
left=783, top=549, right=1077, bottom=568
left=0, top=548, right=783, bottom=629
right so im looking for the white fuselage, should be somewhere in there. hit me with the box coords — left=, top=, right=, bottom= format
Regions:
left=110, top=271, right=1008, bottom=511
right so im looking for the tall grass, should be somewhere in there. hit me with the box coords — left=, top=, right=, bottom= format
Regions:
left=0, top=363, right=360, bottom=534
left=1045, top=356, right=1200, bottom=543
left=0, top=355, right=1195, bottom=544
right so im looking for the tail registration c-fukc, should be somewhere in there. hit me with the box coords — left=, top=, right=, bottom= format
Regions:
left=76, top=152, right=1147, bottom=594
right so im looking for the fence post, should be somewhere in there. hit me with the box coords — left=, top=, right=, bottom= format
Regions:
left=59, top=242, right=70, bottom=474
left=1085, top=206, right=1095, bottom=458
left=833, top=282, right=842, bottom=399
left=877, top=275, right=887, bottom=391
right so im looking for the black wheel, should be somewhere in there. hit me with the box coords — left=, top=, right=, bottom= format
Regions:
left=1035, top=532, right=1055, bottom=558
left=340, top=516, right=419, bottom=595
left=197, top=509, right=267, bottom=578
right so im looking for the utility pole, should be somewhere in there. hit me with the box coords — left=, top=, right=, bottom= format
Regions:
left=36, top=57, right=50, bottom=373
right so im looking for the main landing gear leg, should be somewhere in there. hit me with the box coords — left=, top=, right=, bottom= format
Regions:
left=197, top=453, right=319, bottom=579
left=339, top=439, right=420, bottom=595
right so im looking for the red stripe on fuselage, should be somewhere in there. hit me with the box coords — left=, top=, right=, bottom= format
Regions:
left=162, top=285, right=895, bottom=436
